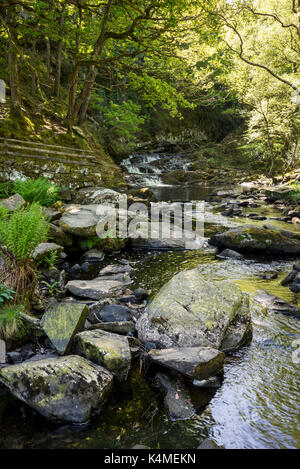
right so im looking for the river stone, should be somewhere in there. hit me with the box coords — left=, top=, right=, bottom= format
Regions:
left=40, top=303, right=88, bottom=354
left=80, top=249, right=105, bottom=264
left=74, top=329, right=131, bottom=382
left=75, top=187, right=126, bottom=206
left=66, top=278, right=127, bottom=300
left=253, top=290, right=300, bottom=319
left=0, top=355, right=113, bottom=423
left=32, top=242, right=64, bottom=262
left=98, top=304, right=133, bottom=322
left=210, top=225, right=300, bottom=255
left=216, top=249, right=244, bottom=260
left=155, top=372, right=195, bottom=421
left=148, top=347, right=224, bottom=380
left=0, top=193, right=25, bottom=211
left=86, top=321, right=135, bottom=336
left=59, top=205, right=101, bottom=237
left=136, top=268, right=251, bottom=351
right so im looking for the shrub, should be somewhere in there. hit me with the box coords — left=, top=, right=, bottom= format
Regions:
left=0, top=182, right=13, bottom=199
left=0, top=203, right=49, bottom=304
left=0, top=304, right=25, bottom=341
left=13, top=178, right=61, bottom=206
left=289, top=184, right=300, bottom=202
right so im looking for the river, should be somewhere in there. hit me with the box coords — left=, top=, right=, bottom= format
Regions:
left=0, top=152, right=299, bottom=449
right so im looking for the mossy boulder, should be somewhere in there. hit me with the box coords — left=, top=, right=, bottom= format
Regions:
left=210, top=225, right=300, bottom=255
left=137, top=268, right=252, bottom=351
left=74, top=329, right=131, bottom=382
left=0, top=355, right=113, bottom=423
left=40, top=303, right=88, bottom=355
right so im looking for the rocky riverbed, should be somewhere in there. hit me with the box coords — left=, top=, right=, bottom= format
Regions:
left=0, top=153, right=299, bottom=449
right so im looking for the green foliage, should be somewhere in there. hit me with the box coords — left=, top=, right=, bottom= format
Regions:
left=0, top=203, right=49, bottom=261
left=43, top=250, right=59, bottom=269
left=0, top=284, right=15, bottom=305
left=102, top=100, right=145, bottom=142
left=0, top=182, right=13, bottom=199
left=289, top=184, right=300, bottom=202
left=12, top=178, right=61, bottom=206
left=0, top=304, right=25, bottom=341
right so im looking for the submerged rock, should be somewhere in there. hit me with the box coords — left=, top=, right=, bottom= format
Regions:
left=198, top=439, right=224, bottom=449
left=216, top=249, right=244, bottom=260
left=74, top=329, right=131, bottom=382
left=40, top=302, right=88, bottom=354
left=0, top=355, right=113, bottom=423
left=254, top=290, right=300, bottom=319
left=148, top=347, right=224, bottom=380
left=210, top=225, right=300, bottom=255
left=137, top=268, right=251, bottom=351
left=155, top=372, right=195, bottom=421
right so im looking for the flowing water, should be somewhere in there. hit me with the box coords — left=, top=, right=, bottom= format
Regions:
left=0, top=152, right=299, bottom=449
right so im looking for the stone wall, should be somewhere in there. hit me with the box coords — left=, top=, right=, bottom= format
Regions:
left=0, top=154, right=103, bottom=189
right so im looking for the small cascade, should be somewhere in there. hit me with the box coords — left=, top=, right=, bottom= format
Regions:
left=121, top=151, right=189, bottom=187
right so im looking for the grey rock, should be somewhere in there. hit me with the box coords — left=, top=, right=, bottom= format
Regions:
left=66, top=278, right=127, bottom=300
left=156, top=372, right=195, bottom=421
left=0, top=193, right=25, bottom=211
left=33, top=242, right=64, bottom=263
left=0, top=355, right=113, bottom=423
left=254, top=290, right=300, bottom=319
left=98, top=304, right=133, bottom=322
left=137, top=268, right=252, bottom=351
left=216, top=249, right=244, bottom=260
left=148, top=347, right=224, bottom=380
left=210, top=225, right=300, bottom=255
left=74, top=329, right=131, bottom=382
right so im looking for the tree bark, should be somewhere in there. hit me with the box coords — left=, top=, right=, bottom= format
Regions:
left=54, top=14, right=63, bottom=98
left=70, top=0, right=113, bottom=126
left=7, top=8, right=21, bottom=114
left=45, top=37, right=51, bottom=95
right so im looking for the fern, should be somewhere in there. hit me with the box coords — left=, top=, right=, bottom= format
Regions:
left=0, top=304, right=25, bottom=341
left=13, top=178, right=61, bottom=206
left=0, top=203, right=49, bottom=261
left=0, top=284, right=15, bottom=304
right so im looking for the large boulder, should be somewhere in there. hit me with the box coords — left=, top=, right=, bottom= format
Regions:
left=148, top=347, right=224, bottom=380
left=0, top=355, right=113, bottom=423
left=40, top=303, right=88, bottom=354
left=59, top=205, right=101, bottom=237
left=66, top=277, right=129, bottom=300
left=136, top=268, right=252, bottom=351
left=210, top=225, right=300, bottom=255
left=73, top=330, right=131, bottom=382
left=74, top=187, right=126, bottom=206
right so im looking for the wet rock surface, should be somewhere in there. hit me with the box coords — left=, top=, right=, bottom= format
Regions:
left=137, top=268, right=252, bottom=350
left=0, top=355, right=113, bottom=423
left=148, top=346, right=224, bottom=380
left=74, top=329, right=131, bottom=382
left=155, top=372, right=196, bottom=421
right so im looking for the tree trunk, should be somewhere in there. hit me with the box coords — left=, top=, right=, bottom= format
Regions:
left=7, top=9, right=21, bottom=115
left=69, top=0, right=113, bottom=126
left=46, top=37, right=51, bottom=95
left=54, top=14, right=63, bottom=98
left=31, top=39, right=37, bottom=94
